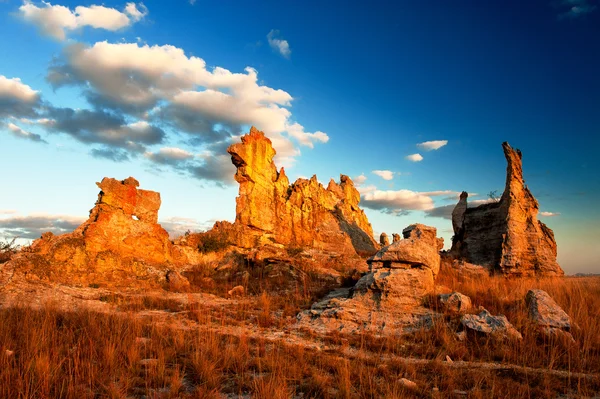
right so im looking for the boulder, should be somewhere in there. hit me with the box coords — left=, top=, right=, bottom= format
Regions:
left=438, top=292, right=472, bottom=314
left=461, top=309, right=522, bottom=340
left=450, top=143, right=563, bottom=276
left=526, top=289, right=574, bottom=342
left=166, top=270, right=190, bottom=292
left=224, top=127, right=378, bottom=254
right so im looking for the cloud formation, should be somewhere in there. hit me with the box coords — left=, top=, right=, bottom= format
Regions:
left=362, top=190, right=437, bottom=212
left=372, top=170, right=395, bottom=180
left=4, top=122, right=47, bottom=143
left=353, top=174, right=367, bottom=185
left=540, top=211, right=561, bottom=217
left=0, top=75, right=41, bottom=118
left=0, top=214, right=84, bottom=239
left=19, top=1, right=148, bottom=40
left=557, top=0, right=597, bottom=18
left=267, top=30, right=291, bottom=59
left=405, top=153, right=423, bottom=162
left=424, top=198, right=497, bottom=220
left=417, top=140, right=448, bottom=151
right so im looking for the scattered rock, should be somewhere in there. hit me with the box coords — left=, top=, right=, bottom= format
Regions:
left=445, top=355, right=453, bottom=363
left=453, top=390, right=468, bottom=396
left=5, top=350, right=14, bottom=357
left=228, top=285, right=245, bottom=297
left=526, top=289, right=575, bottom=342
left=450, top=142, right=563, bottom=276
left=456, top=331, right=467, bottom=342
left=398, top=378, right=417, bottom=390
left=438, top=292, right=472, bottom=314
left=461, top=309, right=522, bottom=340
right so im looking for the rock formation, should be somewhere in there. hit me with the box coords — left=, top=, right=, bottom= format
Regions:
left=461, top=309, right=523, bottom=341
left=392, top=233, right=401, bottom=243
left=450, top=142, right=563, bottom=276
left=1, top=177, right=198, bottom=288
left=296, top=224, right=443, bottom=334
left=379, top=232, right=390, bottom=246
left=225, top=127, right=378, bottom=254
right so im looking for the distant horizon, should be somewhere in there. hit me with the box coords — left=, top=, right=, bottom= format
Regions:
left=1, top=0, right=599, bottom=274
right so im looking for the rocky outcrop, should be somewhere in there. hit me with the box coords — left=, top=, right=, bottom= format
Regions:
left=451, top=142, right=563, bottom=276
left=369, top=224, right=444, bottom=276
left=225, top=127, right=378, bottom=254
left=1, top=177, right=198, bottom=288
left=296, top=224, right=443, bottom=334
left=380, top=233, right=390, bottom=246
left=392, top=233, right=401, bottom=243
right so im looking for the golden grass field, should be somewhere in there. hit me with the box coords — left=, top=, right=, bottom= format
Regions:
left=0, top=256, right=599, bottom=398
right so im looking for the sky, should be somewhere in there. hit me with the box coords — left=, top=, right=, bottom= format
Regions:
left=0, top=0, right=598, bottom=274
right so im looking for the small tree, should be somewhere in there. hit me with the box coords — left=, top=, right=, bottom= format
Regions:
left=487, top=190, right=500, bottom=202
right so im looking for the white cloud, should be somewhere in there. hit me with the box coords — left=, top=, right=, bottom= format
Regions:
left=372, top=170, right=395, bottom=180
left=0, top=75, right=39, bottom=103
left=19, top=1, right=148, bottom=41
left=0, top=213, right=85, bottom=239
left=540, top=211, right=561, bottom=217
left=159, top=216, right=215, bottom=238
left=267, top=30, right=291, bottom=59
left=353, top=174, right=367, bottom=185
left=362, top=189, right=436, bottom=212
left=405, top=153, right=423, bottom=162
left=124, top=2, right=147, bottom=22
left=417, top=140, right=448, bottom=151
left=47, top=41, right=328, bottom=164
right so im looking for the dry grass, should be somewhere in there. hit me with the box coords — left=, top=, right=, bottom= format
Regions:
left=0, top=264, right=599, bottom=398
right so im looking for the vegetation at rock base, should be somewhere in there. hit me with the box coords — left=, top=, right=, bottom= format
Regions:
left=0, top=237, right=20, bottom=264
left=0, top=262, right=598, bottom=398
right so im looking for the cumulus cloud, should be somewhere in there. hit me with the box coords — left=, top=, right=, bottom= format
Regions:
left=362, top=190, right=436, bottom=212
left=417, top=140, right=448, bottom=151
left=405, top=153, right=423, bottom=162
left=0, top=75, right=41, bottom=118
left=47, top=41, right=328, bottom=168
left=0, top=214, right=84, bottom=239
left=540, top=211, right=561, bottom=217
left=372, top=170, right=395, bottom=181
left=267, top=29, right=291, bottom=59
left=4, top=122, right=47, bottom=143
left=353, top=174, right=367, bottom=185
left=18, top=1, right=148, bottom=41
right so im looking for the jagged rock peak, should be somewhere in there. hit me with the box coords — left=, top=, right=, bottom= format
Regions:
left=225, top=126, right=378, bottom=254
left=451, top=142, right=562, bottom=276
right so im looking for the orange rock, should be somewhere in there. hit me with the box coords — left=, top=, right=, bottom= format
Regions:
left=226, top=127, right=378, bottom=254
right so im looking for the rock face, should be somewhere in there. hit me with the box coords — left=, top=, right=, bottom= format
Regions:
left=392, top=233, right=401, bottom=243
left=296, top=224, right=443, bottom=334
left=451, top=142, right=563, bottom=276
left=1, top=177, right=195, bottom=288
left=226, top=127, right=377, bottom=254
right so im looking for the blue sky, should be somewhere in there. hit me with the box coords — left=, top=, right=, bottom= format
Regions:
left=0, top=0, right=598, bottom=274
